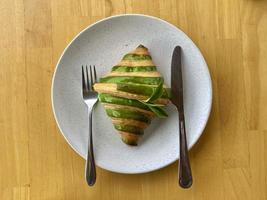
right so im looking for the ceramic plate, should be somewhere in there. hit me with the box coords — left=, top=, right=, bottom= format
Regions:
left=52, top=14, right=212, bottom=174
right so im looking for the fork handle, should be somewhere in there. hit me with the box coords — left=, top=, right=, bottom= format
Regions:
left=85, top=108, right=96, bottom=186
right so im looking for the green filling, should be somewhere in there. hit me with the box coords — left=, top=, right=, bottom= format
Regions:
left=116, top=83, right=169, bottom=98
left=111, top=66, right=157, bottom=72
left=114, top=124, right=144, bottom=135
left=100, top=76, right=163, bottom=85
left=122, top=54, right=152, bottom=61
left=105, top=109, right=151, bottom=123
left=98, top=94, right=149, bottom=110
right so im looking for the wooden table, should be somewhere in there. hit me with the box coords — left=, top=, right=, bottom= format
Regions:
left=1, top=0, right=267, bottom=199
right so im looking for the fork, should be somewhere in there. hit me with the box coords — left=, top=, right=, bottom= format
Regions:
left=82, top=65, right=98, bottom=186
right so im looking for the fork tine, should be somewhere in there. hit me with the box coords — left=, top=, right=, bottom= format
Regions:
left=89, top=65, right=93, bottom=90
left=82, top=65, right=86, bottom=91
left=93, top=65, right=97, bottom=83
left=85, top=65, right=90, bottom=91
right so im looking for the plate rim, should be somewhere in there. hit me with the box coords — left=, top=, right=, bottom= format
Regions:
left=51, top=14, right=213, bottom=174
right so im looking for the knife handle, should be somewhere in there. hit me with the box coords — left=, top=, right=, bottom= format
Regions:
left=178, top=114, right=193, bottom=188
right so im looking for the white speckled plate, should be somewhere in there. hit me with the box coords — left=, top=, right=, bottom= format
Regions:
left=52, top=14, right=212, bottom=174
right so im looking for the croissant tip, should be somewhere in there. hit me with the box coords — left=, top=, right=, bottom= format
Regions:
left=120, top=132, right=140, bottom=146
left=121, top=136, right=138, bottom=146
left=137, top=44, right=147, bottom=49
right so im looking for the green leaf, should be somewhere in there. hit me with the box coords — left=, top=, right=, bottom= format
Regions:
left=142, top=102, right=165, bottom=107
left=137, top=100, right=167, bottom=117
left=147, top=105, right=168, bottom=118
left=133, top=79, right=168, bottom=117
left=144, top=80, right=164, bottom=102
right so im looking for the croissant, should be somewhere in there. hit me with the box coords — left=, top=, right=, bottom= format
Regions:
left=94, top=45, right=169, bottom=145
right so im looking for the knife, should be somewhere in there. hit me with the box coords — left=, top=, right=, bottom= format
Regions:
left=171, top=46, right=193, bottom=188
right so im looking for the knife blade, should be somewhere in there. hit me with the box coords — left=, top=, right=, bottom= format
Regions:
left=171, top=46, right=193, bottom=188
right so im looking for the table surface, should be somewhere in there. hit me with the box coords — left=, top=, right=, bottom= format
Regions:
left=1, top=0, right=267, bottom=199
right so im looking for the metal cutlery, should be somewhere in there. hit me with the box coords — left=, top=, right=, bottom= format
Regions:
left=171, top=46, right=193, bottom=188
left=82, top=65, right=98, bottom=186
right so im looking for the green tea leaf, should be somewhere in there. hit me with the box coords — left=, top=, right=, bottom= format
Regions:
left=144, top=80, right=163, bottom=102
left=147, top=105, right=168, bottom=118
left=142, top=102, right=165, bottom=107
left=116, top=82, right=169, bottom=98
left=136, top=79, right=168, bottom=117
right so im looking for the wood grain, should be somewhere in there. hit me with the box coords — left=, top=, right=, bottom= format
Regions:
left=1, top=0, right=267, bottom=199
